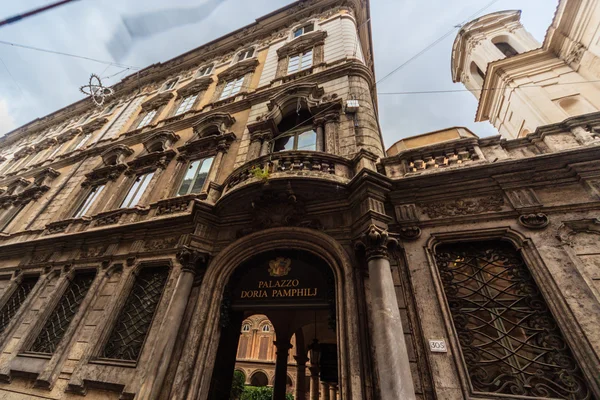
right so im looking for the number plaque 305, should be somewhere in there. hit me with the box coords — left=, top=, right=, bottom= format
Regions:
left=429, top=339, right=447, bottom=353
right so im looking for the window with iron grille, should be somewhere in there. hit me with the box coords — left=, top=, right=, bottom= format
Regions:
left=28, top=272, right=95, bottom=354
left=0, top=276, right=38, bottom=335
left=101, top=267, right=169, bottom=361
left=434, top=241, right=591, bottom=399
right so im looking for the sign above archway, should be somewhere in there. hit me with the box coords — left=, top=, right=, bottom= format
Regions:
left=230, top=250, right=333, bottom=310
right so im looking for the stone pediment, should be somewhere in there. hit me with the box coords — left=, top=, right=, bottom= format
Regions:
left=100, top=145, right=134, bottom=166
left=81, top=118, right=109, bottom=135
left=217, top=58, right=259, bottom=82
left=126, top=149, right=176, bottom=175
left=83, top=164, right=128, bottom=187
left=192, top=112, right=236, bottom=137
left=277, top=30, right=327, bottom=58
left=177, top=76, right=213, bottom=98
left=141, top=92, right=175, bottom=111
left=177, top=132, right=236, bottom=160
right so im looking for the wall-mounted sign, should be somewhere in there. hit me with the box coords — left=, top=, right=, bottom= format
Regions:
left=230, top=251, right=332, bottom=309
left=429, top=339, right=447, bottom=353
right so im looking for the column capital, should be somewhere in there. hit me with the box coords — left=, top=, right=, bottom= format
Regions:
left=294, top=355, right=309, bottom=365
left=354, top=224, right=397, bottom=261
left=176, top=246, right=209, bottom=276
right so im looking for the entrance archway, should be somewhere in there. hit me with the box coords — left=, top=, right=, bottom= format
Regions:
left=175, top=227, right=367, bottom=400
left=250, top=371, right=269, bottom=387
left=209, top=249, right=337, bottom=400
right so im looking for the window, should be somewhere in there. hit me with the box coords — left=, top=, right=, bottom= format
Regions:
left=73, top=185, right=105, bottom=218
left=237, top=48, right=255, bottom=62
left=175, top=94, right=199, bottom=116
left=219, top=77, right=244, bottom=100
left=73, top=134, right=92, bottom=152
left=494, top=42, right=519, bottom=58
left=28, top=272, right=95, bottom=354
left=0, top=205, right=25, bottom=232
left=287, top=49, right=313, bottom=74
left=262, top=325, right=270, bottom=332
left=294, top=23, right=314, bottom=37
left=121, top=172, right=154, bottom=208
left=242, top=324, right=250, bottom=332
left=163, top=79, right=178, bottom=91
left=48, top=142, right=65, bottom=160
left=137, top=110, right=157, bottom=129
left=101, top=267, right=169, bottom=361
left=0, top=276, right=38, bottom=335
left=434, top=241, right=591, bottom=399
left=274, top=130, right=317, bottom=152
left=177, top=157, right=214, bottom=196
left=197, top=64, right=214, bottom=77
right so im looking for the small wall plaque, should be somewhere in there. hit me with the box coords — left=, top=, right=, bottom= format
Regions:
left=429, top=339, right=447, bottom=353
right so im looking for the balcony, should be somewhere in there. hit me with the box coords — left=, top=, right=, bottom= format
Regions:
left=223, top=151, right=353, bottom=194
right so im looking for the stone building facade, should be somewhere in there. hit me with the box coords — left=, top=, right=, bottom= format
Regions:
left=0, top=0, right=598, bottom=399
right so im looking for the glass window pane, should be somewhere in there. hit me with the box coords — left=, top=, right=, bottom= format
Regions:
left=129, top=172, right=154, bottom=206
left=274, top=136, right=294, bottom=152
left=190, top=157, right=214, bottom=194
left=297, top=130, right=317, bottom=151
left=220, top=80, right=235, bottom=100
left=288, top=55, right=300, bottom=74
left=301, top=50, right=313, bottom=70
left=231, top=78, right=244, bottom=96
left=178, top=160, right=202, bottom=196
left=294, top=28, right=303, bottom=37
left=304, top=24, right=314, bottom=33
left=75, top=185, right=105, bottom=218
left=121, top=175, right=143, bottom=208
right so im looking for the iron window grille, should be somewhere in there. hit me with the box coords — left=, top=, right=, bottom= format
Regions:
left=101, top=267, right=169, bottom=361
left=28, top=272, right=95, bottom=354
left=177, top=157, right=214, bottom=196
left=73, top=184, right=105, bottom=218
left=435, top=241, right=591, bottom=399
left=120, top=172, right=154, bottom=208
left=0, top=276, right=38, bottom=335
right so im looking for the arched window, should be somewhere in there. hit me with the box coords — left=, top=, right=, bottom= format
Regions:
left=242, top=323, right=251, bottom=332
left=293, top=22, right=314, bottom=38
left=273, top=108, right=317, bottom=153
left=494, top=42, right=519, bottom=58
left=470, top=62, right=485, bottom=85
left=197, top=64, right=214, bottom=77
left=262, top=324, right=270, bottom=332
left=250, top=371, right=269, bottom=387
left=434, top=241, right=591, bottom=398
left=237, top=48, right=255, bottom=62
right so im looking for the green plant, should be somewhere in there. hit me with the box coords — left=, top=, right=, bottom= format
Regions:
left=250, top=166, right=270, bottom=182
left=240, top=386, right=293, bottom=400
left=230, top=370, right=246, bottom=400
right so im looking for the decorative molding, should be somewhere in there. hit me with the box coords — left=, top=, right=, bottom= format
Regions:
left=142, top=130, right=180, bottom=153
left=176, top=76, right=213, bottom=98
left=176, top=246, right=210, bottom=277
left=354, top=224, right=397, bottom=261
left=33, top=168, right=60, bottom=187
left=397, top=226, right=422, bottom=241
left=192, top=112, right=236, bottom=137
left=125, top=149, right=176, bottom=175
left=80, top=118, right=109, bottom=135
left=83, top=164, right=127, bottom=187
left=141, top=92, right=175, bottom=112
left=100, top=144, right=134, bottom=165
left=518, top=213, right=549, bottom=230
left=217, top=58, right=259, bottom=82
left=155, top=195, right=195, bottom=215
left=556, top=218, right=600, bottom=246
left=276, top=30, right=328, bottom=58
left=177, top=132, right=236, bottom=160
left=421, top=195, right=505, bottom=218
left=144, top=235, right=181, bottom=251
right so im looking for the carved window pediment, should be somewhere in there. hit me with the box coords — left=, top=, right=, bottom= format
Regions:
left=101, top=145, right=134, bottom=166
left=142, top=131, right=180, bottom=154
left=277, top=30, right=327, bottom=58
left=13, top=146, right=35, bottom=160
left=217, top=58, right=259, bottom=82
left=33, top=168, right=60, bottom=187
left=176, top=76, right=213, bottom=99
left=84, top=164, right=127, bottom=187
left=57, top=128, right=81, bottom=143
left=35, top=138, right=58, bottom=151
left=192, top=113, right=236, bottom=138
left=81, top=118, right=109, bottom=135
left=141, top=92, right=175, bottom=112
left=126, top=150, right=176, bottom=176
left=177, top=132, right=236, bottom=160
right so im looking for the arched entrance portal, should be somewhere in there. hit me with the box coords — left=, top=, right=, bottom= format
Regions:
left=209, top=250, right=337, bottom=400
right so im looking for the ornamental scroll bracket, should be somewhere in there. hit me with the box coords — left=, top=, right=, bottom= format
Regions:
left=354, top=224, right=398, bottom=262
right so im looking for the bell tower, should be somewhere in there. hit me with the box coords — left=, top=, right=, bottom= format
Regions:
left=452, top=10, right=600, bottom=139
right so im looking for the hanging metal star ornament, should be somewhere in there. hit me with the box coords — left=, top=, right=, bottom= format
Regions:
left=79, top=73, right=114, bottom=107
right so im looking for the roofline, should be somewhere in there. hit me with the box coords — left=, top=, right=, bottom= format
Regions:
left=385, top=126, right=478, bottom=153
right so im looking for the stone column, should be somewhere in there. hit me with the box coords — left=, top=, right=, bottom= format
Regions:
left=137, top=246, right=208, bottom=400
left=320, top=382, right=330, bottom=400
left=247, top=137, right=262, bottom=161
left=315, top=124, right=325, bottom=152
left=294, top=355, right=308, bottom=400
left=309, top=366, right=320, bottom=400
left=328, top=383, right=337, bottom=400
left=259, top=133, right=272, bottom=157
left=273, top=340, right=293, bottom=400
left=206, top=140, right=229, bottom=184
left=355, top=224, right=416, bottom=400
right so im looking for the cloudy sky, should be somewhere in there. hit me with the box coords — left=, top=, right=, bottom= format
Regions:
left=0, top=0, right=558, bottom=147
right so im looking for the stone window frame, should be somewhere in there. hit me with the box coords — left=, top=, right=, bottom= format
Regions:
left=90, top=262, right=173, bottom=367
left=65, top=117, right=110, bottom=154
left=168, top=76, right=213, bottom=118
left=130, top=92, right=176, bottom=132
left=196, top=63, right=215, bottom=78
left=65, top=259, right=179, bottom=396
left=291, top=21, right=316, bottom=39
left=425, top=228, right=600, bottom=399
left=236, top=47, right=256, bottom=63
left=275, top=30, right=327, bottom=80
left=171, top=113, right=236, bottom=198
left=212, top=58, right=259, bottom=104
left=4, top=265, right=103, bottom=389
